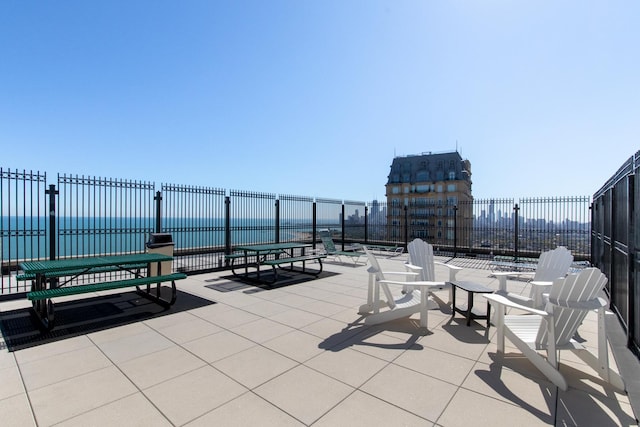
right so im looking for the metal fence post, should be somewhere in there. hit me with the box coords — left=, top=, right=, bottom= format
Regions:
left=364, top=205, right=369, bottom=244
left=154, top=191, right=162, bottom=233
left=404, top=204, right=408, bottom=248
left=275, top=199, right=280, bottom=243
left=514, top=203, right=520, bottom=260
left=454, top=205, right=458, bottom=258
left=46, top=184, right=58, bottom=261
left=312, top=201, right=317, bottom=250
left=224, top=196, right=231, bottom=259
left=341, top=203, right=345, bottom=250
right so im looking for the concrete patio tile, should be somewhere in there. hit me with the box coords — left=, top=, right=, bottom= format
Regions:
left=393, top=345, right=476, bottom=385
left=241, top=299, right=291, bottom=317
left=87, top=321, right=152, bottom=346
left=266, top=293, right=318, bottom=309
left=438, top=387, right=555, bottom=426
left=556, top=386, right=637, bottom=426
left=28, top=366, right=138, bottom=426
left=188, top=301, right=236, bottom=320
left=305, top=347, right=389, bottom=387
left=230, top=318, right=295, bottom=344
left=95, top=328, right=174, bottom=364
left=57, top=393, right=172, bottom=426
left=182, top=330, right=256, bottom=363
left=462, top=360, right=557, bottom=412
left=269, top=307, right=324, bottom=329
left=262, top=330, right=325, bottom=362
left=14, top=334, right=94, bottom=364
left=201, top=307, right=261, bottom=329
left=143, top=365, right=247, bottom=426
left=19, top=345, right=112, bottom=391
left=347, top=328, right=422, bottom=362
left=253, top=364, right=354, bottom=425
left=118, top=345, right=206, bottom=390
left=213, top=345, right=298, bottom=389
left=184, top=391, right=304, bottom=426
left=300, top=316, right=362, bottom=340
left=420, top=321, right=492, bottom=361
left=0, top=347, right=16, bottom=369
left=0, top=393, right=35, bottom=426
left=313, top=390, right=432, bottom=427
left=298, top=299, right=347, bottom=317
left=360, top=363, right=457, bottom=422
left=0, top=364, right=23, bottom=400
left=147, top=314, right=222, bottom=344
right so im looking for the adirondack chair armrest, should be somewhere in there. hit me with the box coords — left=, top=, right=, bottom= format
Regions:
left=434, top=261, right=463, bottom=281
left=379, top=280, right=444, bottom=288
left=492, top=271, right=535, bottom=292
left=484, top=293, right=550, bottom=317
left=546, top=295, right=607, bottom=311
left=404, top=263, right=422, bottom=273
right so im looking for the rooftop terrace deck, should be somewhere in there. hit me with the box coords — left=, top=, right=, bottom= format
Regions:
left=0, top=255, right=638, bottom=426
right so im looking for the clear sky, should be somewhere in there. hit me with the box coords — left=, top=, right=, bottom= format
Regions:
left=1, top=1, right=638, bottom=202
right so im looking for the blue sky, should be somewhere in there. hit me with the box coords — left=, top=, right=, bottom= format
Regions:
left=1, top=1, right=638, bottom=202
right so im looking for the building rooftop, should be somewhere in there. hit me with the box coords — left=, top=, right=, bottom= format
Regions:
left=0, top=255, right=637, bottom=426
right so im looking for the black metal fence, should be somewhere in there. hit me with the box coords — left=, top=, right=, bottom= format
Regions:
left=2, top=166, right=591, bottom=296
left=592, top=150, right=640, bottom=358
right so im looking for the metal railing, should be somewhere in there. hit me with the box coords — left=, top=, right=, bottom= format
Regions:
left=2, top=167, right=591, bottom=293
left=592, top=150, right=640, bottom=358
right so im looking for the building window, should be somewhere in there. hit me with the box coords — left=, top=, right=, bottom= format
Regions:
left=448, top=171, right=456, bottom=180
left=447, top=184, right=456, bottom=192
left=392, top=186, right=400, bottom=194
left=416, top=171, right=429, bottom=182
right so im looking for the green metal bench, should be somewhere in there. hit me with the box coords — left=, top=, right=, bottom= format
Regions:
left=262, top=254, right=326, bottom=284
left=17, top=263, right=148, bottom=281
left=27, top=273, right=187, bottom=300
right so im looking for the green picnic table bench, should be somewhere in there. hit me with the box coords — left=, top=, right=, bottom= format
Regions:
left=20, top=253, right=187, bottom=331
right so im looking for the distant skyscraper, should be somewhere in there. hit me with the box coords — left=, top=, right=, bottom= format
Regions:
left=385, top=151, right=473, bottom=244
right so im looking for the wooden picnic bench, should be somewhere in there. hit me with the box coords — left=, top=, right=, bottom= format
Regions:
left=20, top=253, right=187, bottom=331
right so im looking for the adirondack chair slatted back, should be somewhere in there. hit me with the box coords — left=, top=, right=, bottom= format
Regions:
left=408, top=238, right=436, bottom=281
left=536, top=267, right=607, bottom=347
left=533, top=246, right=574, bottom=282
left=363, top=246, right=396, bottom=307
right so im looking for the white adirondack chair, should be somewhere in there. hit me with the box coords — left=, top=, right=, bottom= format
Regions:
left=484, top=268, right=625, bottom=392
left=358, top=246, right=441, bottom=329
left=405, top=238, right=463, bottom=307
left=493, top=246, right=574, bottom=308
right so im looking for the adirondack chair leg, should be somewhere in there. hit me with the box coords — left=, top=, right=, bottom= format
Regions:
left=505, top=329, right=569, bottom=391
left=568, top=307, right=625, bottom=391
left=495, top=306, right=505, bottom=353
left=419, top=290, right=428, bottom=329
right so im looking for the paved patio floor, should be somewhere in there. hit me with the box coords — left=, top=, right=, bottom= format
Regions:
left=0, top=254, right=638, bottom=426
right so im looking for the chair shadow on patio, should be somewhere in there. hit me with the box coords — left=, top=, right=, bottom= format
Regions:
left=318, top=316, right=428, bottom=353
left=0, top=287, right=215, bottom=352
left=474, top=352, right=636, bottom=426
